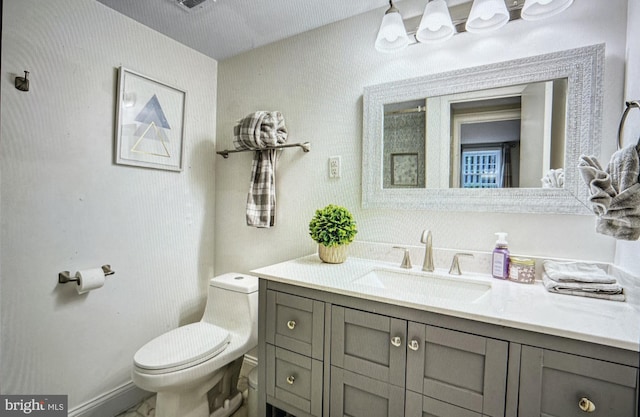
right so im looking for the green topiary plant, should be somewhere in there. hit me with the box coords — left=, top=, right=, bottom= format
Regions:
left=309, top=204, right=357, bottom=248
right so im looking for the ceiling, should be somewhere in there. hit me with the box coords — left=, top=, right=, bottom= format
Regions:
left=96, top=0, right=395, bottom=61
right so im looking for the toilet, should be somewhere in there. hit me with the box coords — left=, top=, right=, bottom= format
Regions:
left=132, top=273, right=259, bottom=417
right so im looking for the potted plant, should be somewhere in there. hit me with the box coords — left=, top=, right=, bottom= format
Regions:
left=309, top=204, right=357, bottom=264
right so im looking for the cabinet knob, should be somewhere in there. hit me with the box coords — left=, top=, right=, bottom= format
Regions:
left=287, top=320, right=296, bottom=330
left=286, top=375, right=295, bottom=385
left=408, top=339, right=420, bottom=351
left=578, top=397, right=596, bottom=412
left=391, top=336, right=402, bottom=347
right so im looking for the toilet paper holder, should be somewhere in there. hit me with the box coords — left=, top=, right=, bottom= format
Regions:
left=58, top=265, right=115, bottom=284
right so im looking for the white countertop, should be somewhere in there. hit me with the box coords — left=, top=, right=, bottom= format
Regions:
left=252, top=254, right=640, bottom=352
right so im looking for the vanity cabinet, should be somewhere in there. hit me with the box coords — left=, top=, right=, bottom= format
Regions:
left=258, top=280, right=639, bottom=417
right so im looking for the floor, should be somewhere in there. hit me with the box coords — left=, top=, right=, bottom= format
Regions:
left=116, top=357, right=255, bottom=417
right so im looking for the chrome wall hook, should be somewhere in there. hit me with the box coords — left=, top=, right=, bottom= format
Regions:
left=14, top=71, right=29, bottom=92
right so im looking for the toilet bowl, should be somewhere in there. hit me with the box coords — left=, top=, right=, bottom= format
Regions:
left=132, top=273, right=259, bottom=417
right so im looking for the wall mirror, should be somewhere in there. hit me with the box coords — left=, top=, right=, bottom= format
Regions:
left=363, top=44, right=604, bottom=214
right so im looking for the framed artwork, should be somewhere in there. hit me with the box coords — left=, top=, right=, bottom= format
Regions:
left=391, top=153, right=418, bottom=186
left=115, top=67, right=186, bottom=171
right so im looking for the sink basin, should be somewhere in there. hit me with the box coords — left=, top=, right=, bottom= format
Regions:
left=352, top=268, right=491, bottom=303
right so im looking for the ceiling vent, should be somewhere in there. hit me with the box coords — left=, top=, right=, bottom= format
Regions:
left=175, top=0, right=213, bottom=12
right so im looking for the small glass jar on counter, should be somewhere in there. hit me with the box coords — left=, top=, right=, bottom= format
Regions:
left=508, top=257, right=536, bottom=284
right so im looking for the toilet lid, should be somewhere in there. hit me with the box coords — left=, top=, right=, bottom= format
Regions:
left=134, top=322, right=230, bottom=371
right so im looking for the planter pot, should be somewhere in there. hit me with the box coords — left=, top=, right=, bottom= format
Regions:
left=318, top=243, right=348, bottom=264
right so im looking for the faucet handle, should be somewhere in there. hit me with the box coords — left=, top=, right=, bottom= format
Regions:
left=393, top=246, right=412, bottom=269
left=449, top=253, right=474, bottom=275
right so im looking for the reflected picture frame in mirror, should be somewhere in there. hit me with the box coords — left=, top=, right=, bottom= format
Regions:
left=362, top=44, right=604, bottom=214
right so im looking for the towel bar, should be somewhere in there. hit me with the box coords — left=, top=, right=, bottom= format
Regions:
left=617, top=100, right=640, bottom=150
left=216, top=142, right=311, bottom=158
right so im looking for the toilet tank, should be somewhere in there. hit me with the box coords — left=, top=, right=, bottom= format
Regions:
left=201, top=273, right=259, bottom=333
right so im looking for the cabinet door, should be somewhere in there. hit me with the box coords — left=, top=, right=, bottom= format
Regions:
left=406, top=322, right=507, bottom=417
left=266, top=345, right=323, bottom=417
left=266, top=290, right=324, bottom=360
left=331, top=306, right=406, bottom=386
left=406, top=390, right=484, bottom=417
left=330, top=366, right=404, bottom=417
left=519, top=345, right=638, bottom=417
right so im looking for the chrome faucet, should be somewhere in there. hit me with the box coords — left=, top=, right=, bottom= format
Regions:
left=420, top=230, right=434, bottom=272
left=449, top=253, right=474, bottom=275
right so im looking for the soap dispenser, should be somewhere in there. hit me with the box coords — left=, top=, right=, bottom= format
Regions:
left=492, top=232, right=510, bottom=279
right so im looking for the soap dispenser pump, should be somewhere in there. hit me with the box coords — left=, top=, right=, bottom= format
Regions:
left=492, top=232, right=510, bottom=279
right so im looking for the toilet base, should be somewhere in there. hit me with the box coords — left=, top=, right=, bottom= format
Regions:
left=151, top=357, right=244, bottom=417
left=154, top=367, right=225, bottom=417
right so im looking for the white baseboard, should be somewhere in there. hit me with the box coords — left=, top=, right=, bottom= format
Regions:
left=69, top=381, right=151, bottom=417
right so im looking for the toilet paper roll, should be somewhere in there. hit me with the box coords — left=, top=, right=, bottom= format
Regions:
left=75, top=268, right=105, bottom=294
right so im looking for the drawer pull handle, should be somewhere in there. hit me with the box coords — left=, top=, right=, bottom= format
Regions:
left=578, top=397, right=595, bottom=413
left=287, top=320, right=296, bottom=330
left=391, top=336, right=402, bottom=347
left=408, top=340, right=420, bottom=351
left=286, top=375, right=295, bottom=385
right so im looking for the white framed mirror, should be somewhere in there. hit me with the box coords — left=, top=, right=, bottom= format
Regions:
left=362, top=44, right=604, bottom=214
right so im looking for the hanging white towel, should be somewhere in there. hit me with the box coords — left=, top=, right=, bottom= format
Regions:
left=233, top=111, right=288, bottom=228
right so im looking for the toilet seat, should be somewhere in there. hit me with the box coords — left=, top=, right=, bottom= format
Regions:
left=134, top=322, right=230, bottom=374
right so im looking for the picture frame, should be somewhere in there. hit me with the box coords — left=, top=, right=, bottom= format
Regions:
left=391, top=153, right=419, bottom=186
left=115, top=67, right=186, bottom=171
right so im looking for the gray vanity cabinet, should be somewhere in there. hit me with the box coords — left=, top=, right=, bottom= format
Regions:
left=258, top=280, right=639, bottom=417
left=518, top=345, right=638, bottom=417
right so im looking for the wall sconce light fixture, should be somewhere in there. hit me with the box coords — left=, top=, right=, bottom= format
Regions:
left=375, top=0, right=574, bottom=52
left=375, top=1, right=410, bottom=52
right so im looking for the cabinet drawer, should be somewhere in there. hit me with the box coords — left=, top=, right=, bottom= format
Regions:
left=266, top=290, right=324, bottom=359
left=331, top=306, right=406, bottom=386
left=405, top=390, right=483, bottom=417
left=266, top=345, right=323, bottom=417
left=519, top=346, right=638, bottom=417
left=406, top=322, right=507, bottom=417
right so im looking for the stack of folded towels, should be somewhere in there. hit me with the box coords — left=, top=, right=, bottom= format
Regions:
left=542, top=260, right=625, bottom=302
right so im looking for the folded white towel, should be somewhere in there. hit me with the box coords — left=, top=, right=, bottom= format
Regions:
left=542, top=260, right=617, bottom=283
left=542, top=274, right=625, bottom=302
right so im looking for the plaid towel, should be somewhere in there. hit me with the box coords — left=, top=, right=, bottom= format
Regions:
left=233, top=111, right=288, bottom=227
